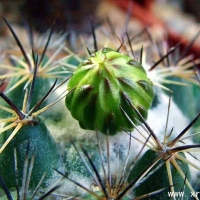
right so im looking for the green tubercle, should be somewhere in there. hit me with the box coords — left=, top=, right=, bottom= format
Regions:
left=65, top=48, right=154, bottom=135
left=128, top=149, right=191, bottom=200
left=0, top=117, right=60, bottom=189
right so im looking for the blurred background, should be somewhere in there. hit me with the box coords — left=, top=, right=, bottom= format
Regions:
left=0, top=0, right=199, bottom=31
left=0, top=0, right=200, bottom=56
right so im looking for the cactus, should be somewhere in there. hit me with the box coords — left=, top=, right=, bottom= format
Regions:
left=56, top=133, right=169, bottom=199
left=0, top=144, right=61, bottom=199
left=0, top=74, right=64, bottom=190
left=0, top=14, right=200, bottom=200
left=126, top=98, right=200, bottom=199
left=65, top=47, right=154, bottom=135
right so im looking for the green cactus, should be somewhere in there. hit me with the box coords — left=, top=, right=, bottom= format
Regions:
left=127, top=102, right=200, bottom=200
left=0, top=117, right=60, bottom=189
left=66, top=47, right=154, bottom=135
left=0, top=62, right=63, bottom=190
left=0, top=12, right=200, bottom=200
left=129, top=149, right=191, bottom=199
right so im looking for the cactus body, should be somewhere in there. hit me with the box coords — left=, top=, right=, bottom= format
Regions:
left=65, top=140, right=100, bottom=179
left=0, top=117, right=60, bottom=189
left=128, top=149, right=191, bottom=199
left=65, top=48, right=154, bottom=135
